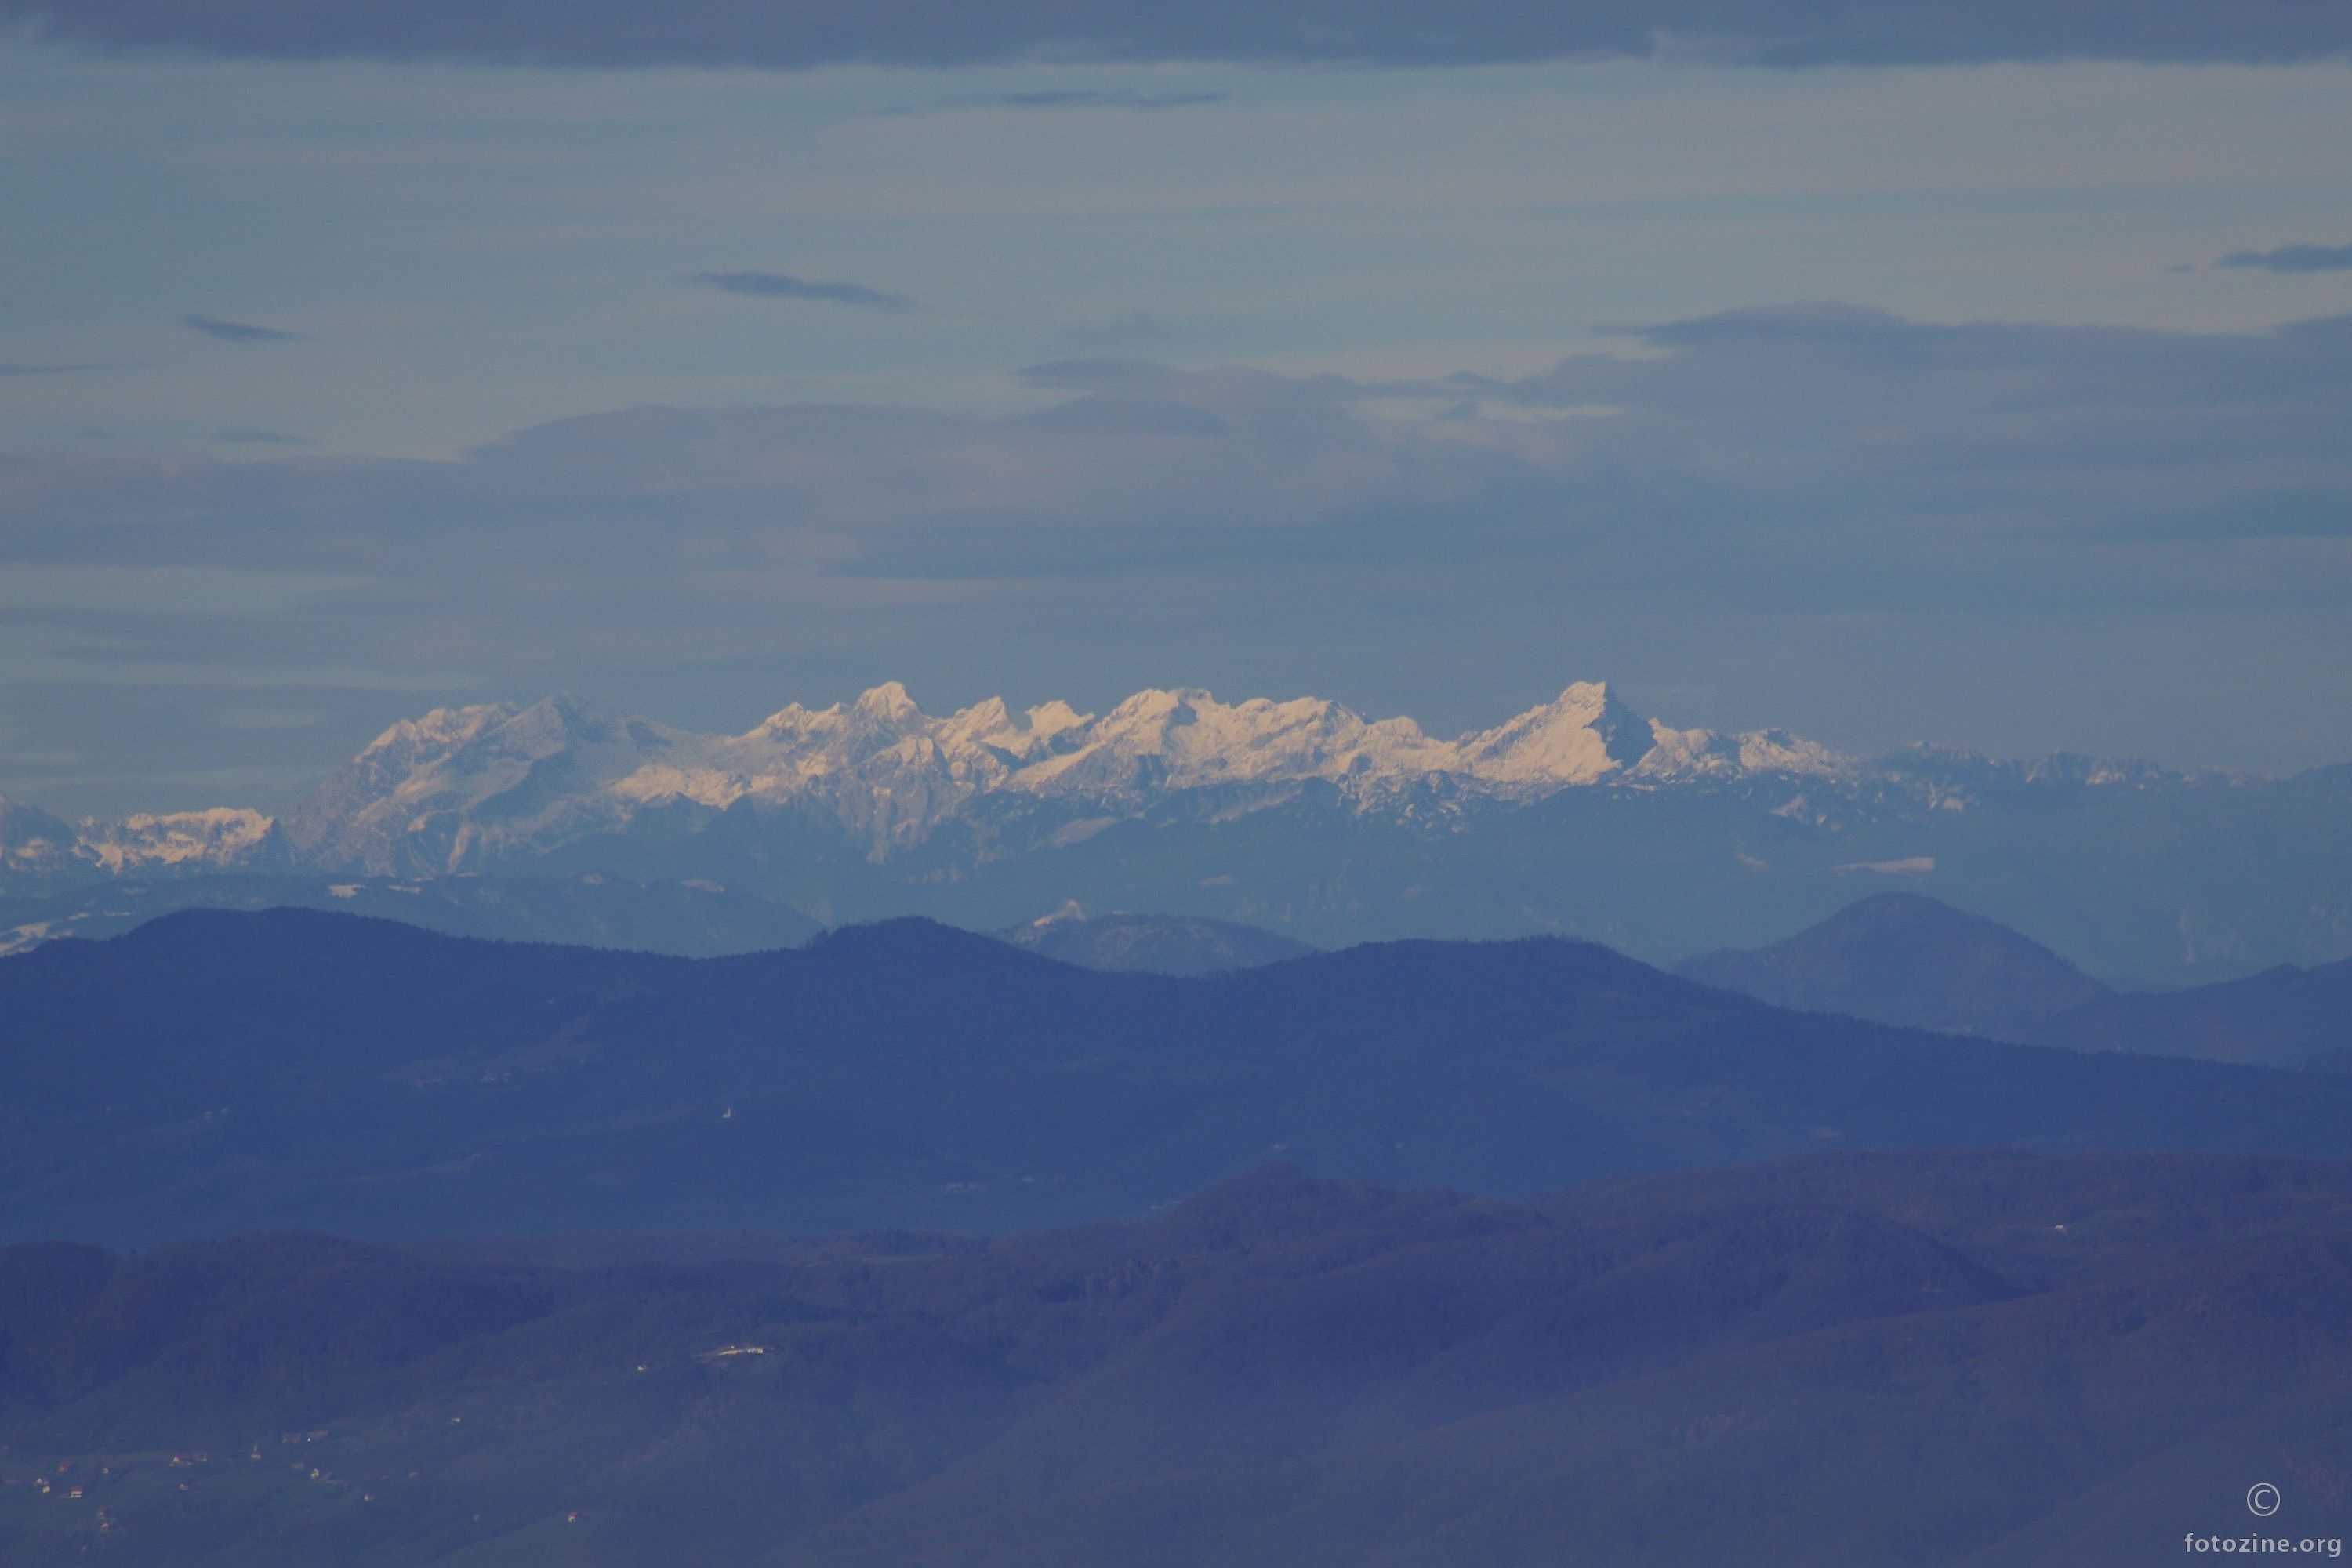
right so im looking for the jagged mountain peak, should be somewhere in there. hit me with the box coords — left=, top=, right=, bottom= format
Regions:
left=753, top=682, right=935, bottom=745
left=276, top=679, right=1665, bottom=872
left=75, top=809, right=283, bottom=874
left=1098, top=685, right=1210, bottom=728
left=1455, top=681, right=1649, bottom=784
left=492, top=693, right=610, bottom=750
left=1634, top=720, right=1849, bottom=782
left=521, top=691, right=596, bottom=724
left=387, top=697, right=606, bottom=786
left=1039, top=686, right=1457, bottom=792
left=42, top=678, right=2191, bottom=891
left=0, top=794, right=74, bottom=844
left=359, top=701, right=518, bottom=760
left=246, top=677, right=1896, bottom=876
left=853, top=681, right=919, bottom=720
left=1024, top=699, right=1089, bottom=735
left=1, top=795, right=283, bottom=881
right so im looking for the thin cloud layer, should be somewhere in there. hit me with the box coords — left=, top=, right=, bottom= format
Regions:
left=181, top=314, right=303, bottom=344
left=4, top=305, right=2348, bottom=808
left=2216, top=242, right=2352, bottom=274
left=8, top=0, right=2348, bottom=69
left=8, top=305, right=2346, bottom=601
left=688, top=272, right=917, bottom=311
left=945, top=89, right=1232, bottom=111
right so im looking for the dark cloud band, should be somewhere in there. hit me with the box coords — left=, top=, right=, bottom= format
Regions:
left=689, top=272, right=916, bottom=312
left=14, top=307, right=2348, bottom=576
left=2217, top=242, right=2352, bottom=274
left=5, top=304, right=2347, bottom=803
left=182, top=314, right=303, bottom=344
left=7, top=0, right=2347, bottom=69
left=946, top=90, right=1231, bottom=110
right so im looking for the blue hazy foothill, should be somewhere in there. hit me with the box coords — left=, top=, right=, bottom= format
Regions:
left=2, top=1153, right=2350, bottom=1564
left=7, top=907, right=2352, bottom=1246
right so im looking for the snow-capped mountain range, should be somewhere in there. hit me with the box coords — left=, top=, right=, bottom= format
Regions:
left=281, top=679, right=1869, bottom=874
left=0, top=679, right=2153, bottom=883
left=0, top=797, right=285, bottom=882
left=1, top=678, right=2340, bottom=984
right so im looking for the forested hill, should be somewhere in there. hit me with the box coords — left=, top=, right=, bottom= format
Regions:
left=6, top=908, right=2352, bottom=1244
left=4, top=1153, right=2350, bottom=1566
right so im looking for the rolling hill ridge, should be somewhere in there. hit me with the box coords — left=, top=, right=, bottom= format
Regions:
left=8, top=909, right=2352, bottom=1247
left=4, top=1152, right=2349, bottom=1566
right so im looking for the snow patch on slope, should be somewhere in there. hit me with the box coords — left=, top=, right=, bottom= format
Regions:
left=76, top=809, right=281, bottom=873
left=271, top=678, right=1875, bottom=873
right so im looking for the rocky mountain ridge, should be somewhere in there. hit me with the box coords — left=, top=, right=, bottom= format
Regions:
left=0, top=796, right=287, bottom=881
left=287, top=678, right=1816, bottom=873
left=0, top=679, right=2157, bottom=881
left=5, top=680, right=2338, bottom=986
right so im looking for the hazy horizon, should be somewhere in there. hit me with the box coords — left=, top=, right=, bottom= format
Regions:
left=3, top=6, right=2350, bottom=813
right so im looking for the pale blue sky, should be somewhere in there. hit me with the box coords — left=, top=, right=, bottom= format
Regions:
left=2, top=26, right=2349, bottom=811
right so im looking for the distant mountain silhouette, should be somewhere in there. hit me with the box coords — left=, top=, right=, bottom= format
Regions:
left=0, top=872, right=818, bottom=960
left=1676, top=891, right=2111, bottom=1040
left=8, top=909, right=2352, bottom=1246
left=13, top=697, right=2352, bottom=989
left=1002, top=904, right=1314, bottom=975
left=2032, top=954, right=2352, bottom=1068
left=3, top=1152, right=2350, bottom=1566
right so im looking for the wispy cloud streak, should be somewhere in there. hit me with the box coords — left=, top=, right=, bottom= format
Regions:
left=947, top=89, right=1229, bottom=111
left=688, top=271, right=916, bottom=312
left=2216, top=242, right=2352, bottom=274
left=181, top=314, right=303, bottom=343
left=6, top=0, right=2344, bottom=69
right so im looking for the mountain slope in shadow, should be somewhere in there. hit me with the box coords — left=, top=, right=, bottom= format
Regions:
left=2031, top=954, right=2352, bottom=1069
left=1000, top=905, right=1314, bottom=975
left=1679, top=891, right=2352, bottom=1069
left=9, top=909, right=2352, bottom=1244
left=0, top=873, right=821, bottom=960
left=1676, top=891, right=2111, bottom=1040
left=2, top=1154, right=2350, bottom=1566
